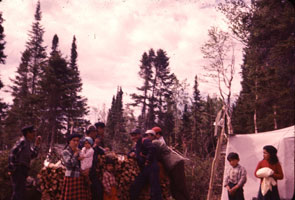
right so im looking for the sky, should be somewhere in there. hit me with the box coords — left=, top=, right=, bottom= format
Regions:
left=0, top=0, right=244, bottom=123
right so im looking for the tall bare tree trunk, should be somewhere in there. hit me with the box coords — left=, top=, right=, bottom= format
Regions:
left=50, top=123, right=55, bottom=149
left=254, top=73, right=258, bottom=133
left=207, top=111, right=226, bottom=200
left=273, top=105, right=278, bottom=130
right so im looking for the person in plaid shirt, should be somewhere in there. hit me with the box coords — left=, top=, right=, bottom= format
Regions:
left=60, top=133, right=91, bottom=200
left=102, top=157, right=118, bottom=200
left=8, top=125, right=41, bottom=200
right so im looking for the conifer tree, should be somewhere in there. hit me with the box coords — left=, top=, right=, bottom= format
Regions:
left=179, top=104, right=191, bottom=154
left=26, top=0, right=47, bottom=95
left=130, top=51, right=153, bottom=129
left=65, top=36, right=88, bottom=133
left=146, top=49, right=174, bottom=128
left=40, top=34, right=69, bottom=147
left=222, top=0, right=295, bottom=133
left=0, top=12, right=8, bottom=149
left=6, top=1, right=47, bottom=141
left=0, top=12, right=6, bottom=64
left=5, top=50, right=32, bottom=146
left=191, top=75, right=203, bottom=153
left=106, top=87, right=129, bottom=152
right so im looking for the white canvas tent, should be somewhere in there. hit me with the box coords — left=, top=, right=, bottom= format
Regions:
left=221, top=126, right=294, bottom=200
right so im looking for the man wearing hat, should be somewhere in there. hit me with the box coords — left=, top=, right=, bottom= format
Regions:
left=8, top=125, right=41, bottom=200
left=94, top=122, right=105, bottom=148
left=152, top=127, right=166, bottom=145
left=152, top=126, right=190, bottom=200
left=84, top=125, right=105, bottom=200
left=129, top=129, right=162, bottom=200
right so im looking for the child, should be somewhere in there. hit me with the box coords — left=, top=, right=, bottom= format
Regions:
left=224, top=152, right=247, bottom=200
left=255, top=145, right=283, bottom=200
left=79, top=136, right=94, bottom=186
left=102, top=157, right=118, bottom=200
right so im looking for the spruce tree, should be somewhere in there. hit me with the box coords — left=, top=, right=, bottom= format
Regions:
left=147, top=49, right=175, bottom=128
left=26, top=0, right=47, bottom=95
left=0, top=12, right=6, bottom=64
left=106, top=87, right=129, bottom=152
left=130, top=51, right=153, bottom=129
left=0, top=12, right=8, bottom=149
left=5, top=50, right=32, bottom=146
left=40, top=34, right=69, bottom=147
left=227, top=0, right=295, bottom=132
left=179, top=104, right=191, bottom=154
left=65, top=36, right=88, bottom=133
left=6, top=1, right=47, bottom=141
left=191, top=75, right=203, bottom=153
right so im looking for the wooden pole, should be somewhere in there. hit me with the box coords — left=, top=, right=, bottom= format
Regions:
left=207, top=111, right=226, bottom=200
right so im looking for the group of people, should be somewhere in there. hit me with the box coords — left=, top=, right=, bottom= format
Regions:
left=127, top=127, right=190, bottom=200
left=8, top=123, right=285, bottom=200
left=8, top=123, right=190, bottom=200
left=59, top=125, right=191, bottom=200
left=224, top=145, right=284, bottom=200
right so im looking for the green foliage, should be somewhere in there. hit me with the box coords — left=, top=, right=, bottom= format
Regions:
left=106, top=87, right=132, bottom=153
left=0, top=150, right=12, bottom=200
left=131, top=48, right=175, bottom=129
left=227, top=0, right=295, bottom=133
left=4, top=3, right=88, bottom=149
left=186, top=154, right=222, bottom=200
left=0, top=12, right=6, bottom=64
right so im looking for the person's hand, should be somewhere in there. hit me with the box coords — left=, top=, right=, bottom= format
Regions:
left=74, top=148, right=80, bottom=157
left=229, top=186, right=238, bottom=196
left=78, top=156, right=84, bottom=160
left=104, top=147, right=110, bottom=152
left=81, top=169, right=89, bottom=176
left=129, top=152, right=135, bottom=157
left=35, top=136, right=41, bottom=146
left=228, top=188, right=235, bottom=196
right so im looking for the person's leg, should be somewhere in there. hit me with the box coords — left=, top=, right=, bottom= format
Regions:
left=149, top=162, right=162, bottom=200
left=169, top=161, right=189, bottom=200
left=90, top=175, right=100, bottom=200
left=11, top=166, right=28, bottom=200
left=130, top=170, right=148, bottom=200
left=97, top=180, right=104, bottom=200
left=227, top=182, right=241, bottom=200
left=234, top=187, right=245, bottom=200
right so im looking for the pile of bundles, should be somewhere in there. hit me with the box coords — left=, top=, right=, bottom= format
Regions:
left=38, top=162, right=65, bottom=200
left=38, top=153, right=171, bottom=200
left=97, top=154, right=171, bottom=200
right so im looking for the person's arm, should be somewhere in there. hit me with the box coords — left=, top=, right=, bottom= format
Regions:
left=272, top=162, right=284, bottom=180
left=84, top=148, right=94, bottom=158
left=237, top=166, right=247, bottom=187
left=231, top=166, right=247, bottom=192
left=8, top=139, right=26, bottom=172
left=144, top=139, right=156, bottom=165
left=31, top=136, right=41, bottom=159
left=224, top=168, right=230, bottom=187
left=61, top=149, right=79, bottom=169
left=254, top=161, right=262, bottom=178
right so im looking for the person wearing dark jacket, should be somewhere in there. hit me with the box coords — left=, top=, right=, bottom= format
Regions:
left=129, top=129, right=162, bottom=200
left=8, top=125, right=41, bottom=200
left=152, top=126, right=190, bottom=200
left=82, top=125, right=105, bottom=200
left=95, top=122, right=105, bottom=148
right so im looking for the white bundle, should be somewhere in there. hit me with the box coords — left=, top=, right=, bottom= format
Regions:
left=256, top=167, right=277, bottom=196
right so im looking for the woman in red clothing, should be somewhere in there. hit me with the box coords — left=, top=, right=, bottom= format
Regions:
left=254, top=145, right=284, bottom=200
